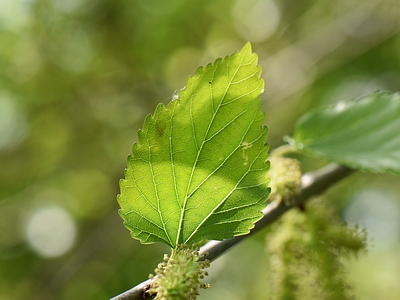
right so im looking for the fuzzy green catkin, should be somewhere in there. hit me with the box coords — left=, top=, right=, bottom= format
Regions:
left=268, top=156, right=302, bottom=205
left=266, top=198, right=367, bottom=300
left=149, top=244, right=210, bottom=300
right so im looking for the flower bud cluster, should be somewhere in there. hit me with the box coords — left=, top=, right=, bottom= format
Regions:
left=268, top=156, right=302, bottom=205
left=149, top=244, right=210, bottom=300
left=266, top=198, right=367, bottom=299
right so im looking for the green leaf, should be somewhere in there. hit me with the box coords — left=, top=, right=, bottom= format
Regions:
left=118, top=43, right=270, bottom=249
left=290, top=91, right=400, bottom=174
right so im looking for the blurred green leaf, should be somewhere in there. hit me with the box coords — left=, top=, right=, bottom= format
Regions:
left=291, top=91, right=400, bottom=174
left=118, top=43, right=270, bottom=249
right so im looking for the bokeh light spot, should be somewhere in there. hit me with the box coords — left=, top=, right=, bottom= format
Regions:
left=261, top=48, right=316, bottom=101
left=232, top=0, right=280, bottom=43
left=25, top=206, right=77, bottom=258
left=334, top=101, right=346, bottom=112
left=163, top=47, right=203, bottom=90
left=0, top=0, right=29, bottom=30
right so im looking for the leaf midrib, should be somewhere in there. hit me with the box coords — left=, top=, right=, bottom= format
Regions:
left=175, top=52, right=248, bottom=246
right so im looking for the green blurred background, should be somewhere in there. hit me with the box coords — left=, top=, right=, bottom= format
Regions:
left=1, top=0, right=400, bottom=299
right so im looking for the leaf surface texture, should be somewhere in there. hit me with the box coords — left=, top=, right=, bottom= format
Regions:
left=118, top=43, right=270, bottom=248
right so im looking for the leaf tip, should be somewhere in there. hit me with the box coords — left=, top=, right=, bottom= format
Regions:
left=242, top=41, right=253, bottom=53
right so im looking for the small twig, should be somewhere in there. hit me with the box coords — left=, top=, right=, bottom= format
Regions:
left=110, top=164, right=353, bottom=300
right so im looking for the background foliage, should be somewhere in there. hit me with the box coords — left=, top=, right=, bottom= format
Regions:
left=1, top=0, right=400, bottom=299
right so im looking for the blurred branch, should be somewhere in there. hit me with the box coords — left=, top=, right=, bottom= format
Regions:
left=110, top=163, right=353, bottom=300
